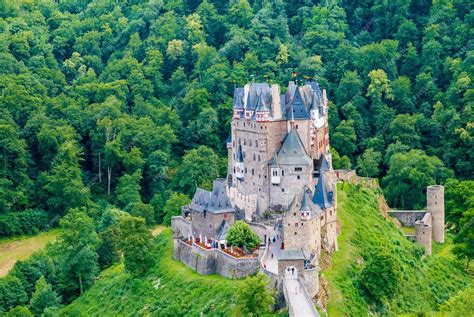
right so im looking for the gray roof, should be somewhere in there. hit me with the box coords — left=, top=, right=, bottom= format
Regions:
left=287, top=187, right=323, bottom=218
left=312, top=172, right=334, bottom=209
left=190, top=180, right=234, bottom=214
left=245, top=83, right=272, bottom=111
left=233, top=88, right=244, bottom=109
left=269, top=129, right=312, bottom=166
left=216, top=220, right=230, bottom=241
left=278, top=249, right=305, bottom=261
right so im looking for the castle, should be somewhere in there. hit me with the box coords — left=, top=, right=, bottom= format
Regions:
left=171, top=81, right=446, bottom=315
left=172, top=81, right=337, bottom=303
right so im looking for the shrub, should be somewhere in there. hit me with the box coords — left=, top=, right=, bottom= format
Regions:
left=360, top=249, right=402, bottom=302
left=0, top=209, right=50, bottom=237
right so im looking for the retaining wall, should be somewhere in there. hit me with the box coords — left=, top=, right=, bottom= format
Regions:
left=389, top=210, right=427, bottom=227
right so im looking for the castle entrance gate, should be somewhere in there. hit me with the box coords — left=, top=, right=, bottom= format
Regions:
left=284, top=266, right=298, bottom=279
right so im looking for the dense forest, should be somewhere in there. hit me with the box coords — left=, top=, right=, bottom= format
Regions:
left=0, top=0, right=472, bottom=315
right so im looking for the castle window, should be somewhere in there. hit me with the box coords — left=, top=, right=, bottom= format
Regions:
left=253, top=154, right=256, bottom=161
left=233, top=167, right=236, bottom=173
left=259, top=174, right=261, bottom=178
left=294, top=232, right=297, bottom=235
left=244, top=139, right=247, bottom=145
left=252, top=169, right=254, bottom=175
left=294, top=213, right=296, bottom=216
left=295, top=223, right=298, bottom=227
left=256, top=140, right=259, bottom=147
left=243, top=123, right=245, bottom=127
left=258, top=155, right=261, bottom=162
left=282, top=170, right=285, bottom=176
left=249, top=140, right=252, bottom=146
left=301, top=223, right=304, bottom=226
left=295, top=167, right=302, bottom=172
left=272, top=183, right=279, bottom=186
left=297, top=175, right=300, bottom=180
left=288, top=223, right=290, bottom=226
left=296, top=124, right=299, bottom=129
left=238, top=138, right=241, bottom=145
left=272, top=169, right=278, bottom=176
left=245, top=167, right=247, bottom=173
left=282, top=188, right=285, bottom=192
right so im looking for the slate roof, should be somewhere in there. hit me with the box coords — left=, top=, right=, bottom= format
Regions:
left=269, top=129, right=312, bottom=166
left=233, top=88, right=244, bottom=109
left=312, top=172, right=334, bottom=209
left=299, top=189, right=313, bottom=212
left=190, top=179, right=234, bottom=214
left=287, top=187, right=323, bottom=219
left=216, top=220, right=230, bottom=241
left=278, top=249, right=305, bottom=261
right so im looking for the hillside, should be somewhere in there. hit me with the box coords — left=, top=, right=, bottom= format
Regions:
left=322, top=183, right=472, bottom=316
left=60, top=229, right=244, bottom=316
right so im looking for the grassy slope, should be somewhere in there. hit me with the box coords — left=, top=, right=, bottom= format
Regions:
left=61, top=229, right=244, bottom=316
left=322, top=183, right=472, bottom=316
left=0, top=229, right=60, bottom=277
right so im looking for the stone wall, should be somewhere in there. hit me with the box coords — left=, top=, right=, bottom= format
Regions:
left=174, top=240, right=217, bottom=275
left=191, top=210, right=235, bottom=240
left=302, top=267, right=319, bottom=297
left=283, top=204, right=321, bottom=259
left=389, top=210, right=427, bottom=227
left=215, top=250, right=259, bottom=278
left=228, top=187, right=258, bottom=220
left=171, top=216, right=191, bottom=239
left=248, top=221, right=268, bottom=243
left=173, top=239, right=259, bottom=278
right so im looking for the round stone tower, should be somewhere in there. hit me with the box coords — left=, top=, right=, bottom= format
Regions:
left=415, top=220, right=432, bottom=256
left=427, top=185, right=445, bottom=243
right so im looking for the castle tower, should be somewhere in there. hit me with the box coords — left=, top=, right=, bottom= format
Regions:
left=427, top=185, right=445, bottom=243
left=415, top=219, right=432, bottom=255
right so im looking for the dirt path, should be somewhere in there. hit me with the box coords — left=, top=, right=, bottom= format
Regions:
left=0, top=229, right=60, bottom=277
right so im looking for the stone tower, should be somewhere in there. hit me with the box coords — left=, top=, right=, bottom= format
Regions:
left=415, top=218, right=432, bottom=255
left=427, top=185, right=445, bottom=243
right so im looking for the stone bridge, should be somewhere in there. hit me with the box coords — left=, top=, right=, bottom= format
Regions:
left=282, top=275, right=319, bottom=317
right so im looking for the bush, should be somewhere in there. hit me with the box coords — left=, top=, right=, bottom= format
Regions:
left=162, top=192, right=190, bottom=225
left=360, top=249, right=402, bottom=302
left=0, top=209, right=51, bottom=237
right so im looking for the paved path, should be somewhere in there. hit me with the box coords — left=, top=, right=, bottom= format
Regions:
left=284, top=276, right=319, bottom=317
left=261, top=224, right=281, bottom=274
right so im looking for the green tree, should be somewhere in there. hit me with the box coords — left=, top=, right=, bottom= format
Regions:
left=383, top=150, right=453, bottom=209
left=39, top=140, right=90, bottom=216
left=0, top=276, right=27, bottom=313
left=118, top=216, right=155, bottom=276
left=174, top=146, right=220, bottom=195
left=163, top=192, right=190, bottom=226
left=236, top=274, right=274, bottom=316
left=56, top=208, right=99, bottom=301
left=332, top=120, right=357, bottom=159
left=29, top=276, right=60, bottom=316
left=357, top=148, right=382, bottom=177
left=360, top=249, right=402, bottom=302
left=115, top=170, right=142, bottom=209
left=453, top=209, right=474, bottom=268
left=4, top=306, right=33, bottom=317
left=226, top=221, right=260, bottom=251
left=128, top=202, right=155, bottom=226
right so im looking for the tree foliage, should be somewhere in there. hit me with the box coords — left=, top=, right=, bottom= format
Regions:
left=226, top=221, right=260, bottom=251
left=236, top=274, right=274, bottom=316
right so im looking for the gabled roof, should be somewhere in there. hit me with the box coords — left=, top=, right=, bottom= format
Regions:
left=269, top=129, right=311, bottom=165
left=190, top=180, right=234, bottom=214
left=312, top=172, right=334, bottom=209
left=255, top=90, right=270, bottom=112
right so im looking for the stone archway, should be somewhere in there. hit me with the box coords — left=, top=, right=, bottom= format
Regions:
left=284, top=266, right=298, bottom=279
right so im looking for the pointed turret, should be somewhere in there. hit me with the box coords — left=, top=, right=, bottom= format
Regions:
left=255, top=90, right=270, bottom=122
left=232, top=88, right=245, bottom=119
left=312, top=172, right=334, bottom=209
